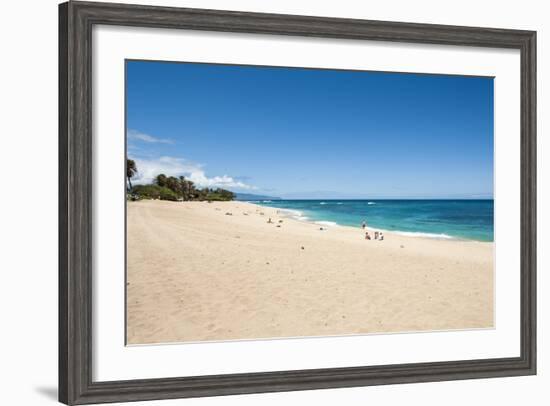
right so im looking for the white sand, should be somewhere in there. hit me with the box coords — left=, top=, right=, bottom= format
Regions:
left=127, top=200, right=493, bottom=344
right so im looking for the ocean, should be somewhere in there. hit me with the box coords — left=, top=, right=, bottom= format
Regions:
left=254, top=199, right=494, bottom=242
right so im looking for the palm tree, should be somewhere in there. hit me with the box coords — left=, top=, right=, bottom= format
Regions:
left=166, top=176, right=180, bottom=193
left=126, top=159, right=137, bottom=192
left=155, top=174, right=167, bottom=187
left=179, top=176, right=186, bottom=201
left=187, top=180, right=196, bottom=199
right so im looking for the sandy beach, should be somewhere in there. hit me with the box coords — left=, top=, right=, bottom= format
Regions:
left=126, top=200, right=494, bottom=345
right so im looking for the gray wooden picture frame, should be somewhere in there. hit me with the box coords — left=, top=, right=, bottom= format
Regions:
left=59, top=1, right=537, bottom=404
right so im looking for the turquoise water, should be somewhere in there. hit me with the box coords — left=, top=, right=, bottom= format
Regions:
left=255, top=200, right=494, bottom=242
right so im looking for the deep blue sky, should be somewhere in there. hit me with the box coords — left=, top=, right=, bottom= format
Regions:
left=126, top=60, right=494, bottom=199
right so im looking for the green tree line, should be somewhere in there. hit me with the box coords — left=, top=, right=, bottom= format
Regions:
left=126, top=159, right=235, bottom=202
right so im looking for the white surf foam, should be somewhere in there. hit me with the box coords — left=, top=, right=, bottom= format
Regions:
left=315, top=221, right=339, bottom=227
left=393, top=231, right=454, bottom=239
left=277, top=208, right=309, bottom=221
left=368, top=227, right=454, bottom=239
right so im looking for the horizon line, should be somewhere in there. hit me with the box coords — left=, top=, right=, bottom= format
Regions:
left=238, top=197, right=494, bottom=201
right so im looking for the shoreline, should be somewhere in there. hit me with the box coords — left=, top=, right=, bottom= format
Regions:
left=252, top=202, right=492, bottom=244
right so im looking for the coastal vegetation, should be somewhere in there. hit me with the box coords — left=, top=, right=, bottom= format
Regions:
left=126, top=159, right=235, bottom=201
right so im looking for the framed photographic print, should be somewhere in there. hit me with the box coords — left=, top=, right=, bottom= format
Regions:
left=59, top=1, right=536, bottom=404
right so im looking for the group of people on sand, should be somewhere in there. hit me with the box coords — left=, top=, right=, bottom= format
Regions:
left=365, top=231, right=384, bottom=241
left=361, top=220, right=384, bottom=241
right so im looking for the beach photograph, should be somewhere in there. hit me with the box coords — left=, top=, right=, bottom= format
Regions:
left=125, top=61, right=494, bottom=345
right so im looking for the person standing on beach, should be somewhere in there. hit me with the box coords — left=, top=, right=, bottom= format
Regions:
left=362, top=221, right=367, bottom=229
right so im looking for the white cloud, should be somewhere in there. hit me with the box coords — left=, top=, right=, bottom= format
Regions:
left=131, top=156, right=256, bottom=190
left=127, top=129, right=174, bottom=144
